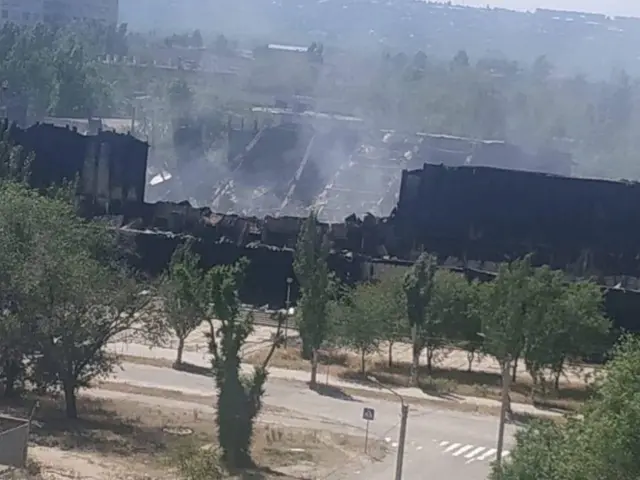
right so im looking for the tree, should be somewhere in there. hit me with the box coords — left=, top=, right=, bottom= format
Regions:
left=481, top=257, right=535, bottom=383
left=421, top=269, right=469, bottom=373
left=521, top=266, right=568, bottom=395
left=451, top=49, right=470, bottom=69
left=493, top=334, right=640, bottom=480
left=551, top=280, right=610, bottom=388
left=192, top=29, right=203, bottom=49
left=0, top=181, right=151, bottom=418
left=331, top=282, right=384, bottom=375
left=168, top=79, right=194, bottom=119
left=160, top=240, right=207, bottom=367
left=376, top=272, right=409, bottom=368
left=523, top=271, right=610, bottom=394
left=457, top=279, right=488, bottom=372
left=403, top=252, right=437, bottom=387
left=204, top=259, right=283, bottom=469
left=294, top=211, right=331, bottom=389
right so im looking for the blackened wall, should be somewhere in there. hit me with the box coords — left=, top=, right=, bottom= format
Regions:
left=397, top=163, right=640, bottom=277
left=7, top=122, right=148, bottom=215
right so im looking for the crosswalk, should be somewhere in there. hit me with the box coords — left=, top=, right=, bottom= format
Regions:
left=436, top=440, right=510, bottom=464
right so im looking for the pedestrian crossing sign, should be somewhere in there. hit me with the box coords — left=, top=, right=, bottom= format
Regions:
left=362, top=407, right=375, bottom=421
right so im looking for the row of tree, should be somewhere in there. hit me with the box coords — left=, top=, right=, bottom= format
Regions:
left=366, top=49, right=639, bottom=179
left=0, top=22, right=123, bottom=117
left=289, top=213, right=611, bottom=395
left=288, top=212, right=639, bottom=479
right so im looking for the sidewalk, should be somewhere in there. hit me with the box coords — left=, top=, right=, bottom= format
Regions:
left=106, top=342, right=561, bottom=418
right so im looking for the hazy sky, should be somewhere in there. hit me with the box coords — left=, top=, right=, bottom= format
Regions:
left=450, top=1, right=640, bottom=18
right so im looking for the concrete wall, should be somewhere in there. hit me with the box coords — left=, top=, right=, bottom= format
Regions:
left=0, top=416, right=29, bottom=469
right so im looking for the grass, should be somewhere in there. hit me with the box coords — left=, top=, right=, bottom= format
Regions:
left=244, top=344, right=592, bottom=413
left=0, top=388, right=386, bottom=479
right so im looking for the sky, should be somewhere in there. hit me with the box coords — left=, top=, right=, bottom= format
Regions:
left=449, top=1, right=640, bottom=18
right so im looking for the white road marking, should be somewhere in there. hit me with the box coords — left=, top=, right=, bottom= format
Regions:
left=477, top=448, right=498, bottom=461
left=465, top=446, right=487, bottom=459
left=444, top=442, right=462, bottom=453
left=435, top=439, right=510, bottom=464
left=452, top=444, right=475, bottom=457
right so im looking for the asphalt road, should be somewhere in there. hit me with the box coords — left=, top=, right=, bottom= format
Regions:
left=105, top=363, right=518, bottom=480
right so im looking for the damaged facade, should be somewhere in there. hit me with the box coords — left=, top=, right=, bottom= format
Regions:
left=7, top=121, right=148, bottom=215
left=3, top=118, right=640, bottom=334
left=397, top=163, right=640, bottom=281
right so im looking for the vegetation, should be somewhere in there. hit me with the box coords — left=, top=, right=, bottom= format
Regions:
left=293, top=211, right=332, bottom=388
left=403, top=252, right=437, bottom=386
left=0, top=22, right=118, bottom=117
left=304, top=252, right=611, bottom=397
left=159, top=240, right=207, bottom=367
left=0, top=176, right=153, bottom=417
left=493, top=334, right=640, bottom=480
left=205, top=260, right=267, bottom=468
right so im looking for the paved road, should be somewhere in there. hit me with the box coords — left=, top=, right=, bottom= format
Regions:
left=105, top=363, right=518, bottom=479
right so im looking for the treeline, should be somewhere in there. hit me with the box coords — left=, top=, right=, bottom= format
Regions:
left=290, top=212, right=640, bottom=480
left=289, top=213, right=612, bottom=394
left=0, top=21, right=124, bottom=118
left=364, top=49, right=640, bottom=179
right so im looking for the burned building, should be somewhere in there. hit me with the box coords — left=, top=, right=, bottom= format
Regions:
left=4, top=118, right=640, bottom=335
left=416, top=134, right=574, bottom=176
left=5, top=121, right=148, bottom=215
left=396, top=163, right=640, bottom=280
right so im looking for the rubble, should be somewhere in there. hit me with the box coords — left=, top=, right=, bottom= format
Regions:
left=4, top=119, right=640, bottom=333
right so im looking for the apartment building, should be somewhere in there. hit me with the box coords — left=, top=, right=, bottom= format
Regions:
left=1, top=0, right=118, bottom=26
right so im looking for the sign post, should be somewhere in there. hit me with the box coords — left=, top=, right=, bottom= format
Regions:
left=362, top=407, right=375, bottom=454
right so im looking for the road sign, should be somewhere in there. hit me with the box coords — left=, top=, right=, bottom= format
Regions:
left=362, top=407, right=375, bottom=421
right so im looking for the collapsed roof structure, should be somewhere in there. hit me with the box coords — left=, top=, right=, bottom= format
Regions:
left=146, top=104, right=575, bottom=223
left=5, top=119, right=640, bottom=334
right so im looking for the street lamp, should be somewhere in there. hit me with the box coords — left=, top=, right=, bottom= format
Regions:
left=284, top=277, right=293, bottom=347
left=367, top=375, right=409, bottom=480
left=477, top=332, right=511, bottom=472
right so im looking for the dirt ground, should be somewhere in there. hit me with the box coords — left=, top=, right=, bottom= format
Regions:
left=0, top=389, right=386, bottom=480
left=115, top=320, right=597, bottom=411
left=243, top=336, right=594, bottom=412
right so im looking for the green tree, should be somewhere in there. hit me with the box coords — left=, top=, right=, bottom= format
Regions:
left=403, top=252, right=437, bottom=387
left=521, top=266, right=568, bottom=395
left=550, top=280, right=610, bottom=389
left=481, top=257, right=535, bottom=383
left=376, top=271, right=409, bottom=368
left=493, top=334, right=640, bottom=480
left=204, top=259, right=283, bottom=469
left=457, top=279, right=488, bottom=372
left=294, top=211, right=331, bottom=389
left=421, top=269, right=469, bottom=373
left=331, top=282, right=384, bottom=375
left=160, top=240, right=207, bottom=367
left=523, top=270, right=610, bottom=394
left=0, top=181, right=151, bottom=418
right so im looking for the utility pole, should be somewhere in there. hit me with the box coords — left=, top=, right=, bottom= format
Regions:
left=395, top=403, right=409, bottom=480
left=367, top=376, right=409, bottom=480
left=476, top=332, right=511, bottom=477
left=284, top=277, right=293, bottom=347
left=495, top=357, right=512, bottom=477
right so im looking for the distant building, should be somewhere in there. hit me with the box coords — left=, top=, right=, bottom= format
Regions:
left=0, top=0, right=118, bottom=27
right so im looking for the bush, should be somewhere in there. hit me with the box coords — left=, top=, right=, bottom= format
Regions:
left=172, top=442, right=225, bottom=480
